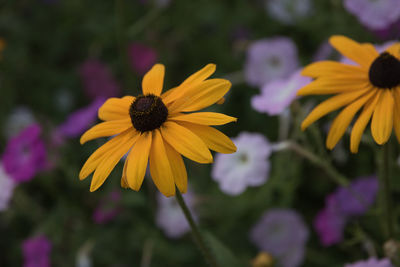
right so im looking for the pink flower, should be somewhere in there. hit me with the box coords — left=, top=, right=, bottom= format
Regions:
left=22, top=235, right=52, bottom=267
left=92, top=190, right=122, bottom=224
left=79, top=59, right=121, bottom=100
left=2, top=124, right=47, bottom=183
left=251, top=70, right=311, bottom=115
left=128, top=43, right=157, bottom=75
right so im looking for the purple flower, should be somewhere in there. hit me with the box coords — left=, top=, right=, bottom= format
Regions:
left=314, top=195, right=347, bottom=246
left=128, top=43, right=157, bottom=75
left=79, top=59, right=121, bottom=100
left=265, top=0, right=313, bottom=25
left=0, top=162, right=16, bottom=211
left=56, top=97, right=105, bottom=139
left=250, top=209, right=309, bottom=267
left=2, top=124, right=47, bottom=183
left=344, top=0, right=400, bottom=30
left=93, top=190, right=122, bottom=224
left=22, top=235, right=52, bottom=267
left=212, top=132, right=271, bottom=195
left=245, top=37, right=299, bottom=88
left=345, top=258, right=394, bottom=267
left=314, top=176, right=378, bottom=246
left=335, top=176, right=378, bottom=216
left=251, top=70, right=311, bottom=116
left=155, top=191, right=196, bottom=238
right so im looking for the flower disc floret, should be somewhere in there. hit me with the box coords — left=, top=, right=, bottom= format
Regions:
left=369, top=52, right=400, bottom=89
left=129, top=94, right=168, bottom=132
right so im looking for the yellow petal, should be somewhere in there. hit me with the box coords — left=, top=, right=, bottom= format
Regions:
left=79, top=129, right=138, bottom=180
left=178, top=121, right=236, bottom=153
left=98, top=96, right=134, bottom=121
left=297, top=79, right=370, bottom=96
left=326, top=90, right=375, bottom=149
left=121, top=156, right=129, bottom=189
left=80, top=119, right=132, bottom=144
left=164, top=141, right=187, bottom=193
left=170, top=112, right=237, bottom=126
left=350, top=91, right=381, bottom=153
left=126, top=132, right=152, bottom=191
left=162, top=64, right=216, bottom=104
left=169, top=79, right=231, bottom=113
left=329, top=36, right=378, bottom=68
left=301, top=61, right=366, bottom=78
left=371, top=89, right=394, bottom=144
left=392, top=88, right=400, bottom=143
left=149, top=130, right=176, bottom=197
left=89, top=134, right=138, bottom=192
left=385, top=43, right=400, bottom=59
left=301, top=88, right=371, bottom=130
left=142, top=64, right=165, bottom=96
left=161, top=121, right=213, bottom=163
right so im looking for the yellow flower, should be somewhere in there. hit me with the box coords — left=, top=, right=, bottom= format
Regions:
left=251, top=252, right=274, bottom=267
left=80, top=64, right=237, bottom=196
left=298, top=35, right=400, bottom=153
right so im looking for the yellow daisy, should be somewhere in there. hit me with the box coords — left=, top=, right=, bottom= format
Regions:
left=298, top=35, right=400, bottom=153
left=80, top=63, right=237, bottom=196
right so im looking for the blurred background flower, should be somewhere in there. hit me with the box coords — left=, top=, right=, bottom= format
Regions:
left=212, top=132, right=271, bottom=195
left=344, top=257, right=394, bottom=267
left=244, top=37, right=299, bottom=88
left=2, top=124, right=47, bottom=183
left=22, top=235, right=52, bottom=267
left=251, top=70, right=311, bottom=116
left=250, top=209, right=309, bottom=267
left=156, top=191, right=197, bottom=238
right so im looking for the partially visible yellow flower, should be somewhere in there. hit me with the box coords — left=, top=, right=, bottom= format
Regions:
left=251, top=252, right=274, bottom=267
left=0, top=39, right=6, bottom=59
left=80, top=64, right=237, bottom=196
left=298, top=35, right=400, bottom=153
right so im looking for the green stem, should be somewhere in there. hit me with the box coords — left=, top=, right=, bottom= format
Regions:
left=380, top=142, right=395, bottom=239
left=175, top=189, right=218, bottom=267
left=281, top=141, right=349, bottom=186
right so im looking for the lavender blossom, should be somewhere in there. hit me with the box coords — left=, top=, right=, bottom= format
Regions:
left=344, top=0, right=400, bottom=30
left=250, top=209, right=309, bottom=267
left=2, top=124, right=47, bottom=183
left=155, top=191, right=196, bottom=238
left=245, top=37, right=299, bottom=88
left=345, top=258, right=394, bottom=267
left=212, top=132, right=271, bottom=195
left=22, top=235, right=52, bottom=267
left=265, top=0, right=313, bottom=25
left=251, top=70, right=311, bottom=115
left=0, top=162, right=16, bottom=211
left=79, top=59, right=121, bottom=100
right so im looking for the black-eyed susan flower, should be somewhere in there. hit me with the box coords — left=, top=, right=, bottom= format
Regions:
left=298, top=35, right=400, bottom=153
left=80, top=64, right=237, bottom=196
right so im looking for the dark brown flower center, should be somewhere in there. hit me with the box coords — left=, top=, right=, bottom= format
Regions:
left=369, top=52, right=400, bottom=89
left=129, top=94, right=168, bottom=132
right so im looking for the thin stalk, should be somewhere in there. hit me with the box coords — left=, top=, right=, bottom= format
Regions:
left=277, top=141, right=349, bottom=186
left=175, top=189, right=218, bottom=267
left=380, top=142, right=395, bottom=239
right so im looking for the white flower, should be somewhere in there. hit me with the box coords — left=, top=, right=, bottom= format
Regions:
left=212, top=132, right=271, bottom=195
